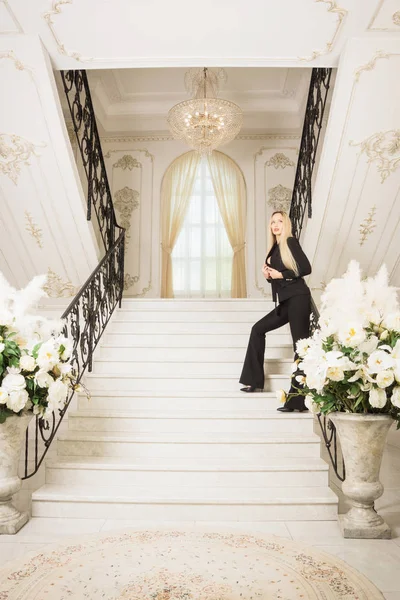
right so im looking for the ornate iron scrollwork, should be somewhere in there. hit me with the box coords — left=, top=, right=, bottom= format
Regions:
left=290, top=68, right=332, bottom=240
left=22, top=70, right=125, bottom=479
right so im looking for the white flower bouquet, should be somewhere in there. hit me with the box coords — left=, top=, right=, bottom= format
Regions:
left=0, top=273, right=81, bottom=424
left=289, top=261, right=400, bottom=427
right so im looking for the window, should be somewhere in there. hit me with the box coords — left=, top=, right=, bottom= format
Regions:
left=172, top=159, right=233, bottom=297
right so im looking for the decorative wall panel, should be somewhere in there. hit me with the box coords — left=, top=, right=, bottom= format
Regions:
left=0, top=36, right=99, bottom=292
left=253, top=146, right=299, bottom=296
left=104, top=148, right=154, bottom=297
left=302, top=38, right=400, bottom=294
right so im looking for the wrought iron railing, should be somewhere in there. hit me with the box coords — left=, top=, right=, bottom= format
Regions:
left=60, top=69, right=119, bottom=252
left=290, top=68, right=345, bottom=481
left=290, top=68, right=332, bottom=240
left=22, top=69, right=124, bottom=479
left=310, top=299, right=346, bottom=482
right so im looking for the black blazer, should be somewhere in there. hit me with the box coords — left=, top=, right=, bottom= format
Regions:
left=265, top=237, right=311, bottom=303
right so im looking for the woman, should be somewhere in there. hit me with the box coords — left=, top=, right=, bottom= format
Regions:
left=239, top=211, right=311, bottom=412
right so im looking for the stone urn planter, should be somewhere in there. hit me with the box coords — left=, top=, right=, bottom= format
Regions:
left=0, top=413, right=33, bottom=534
left=329, top=412, right=394, bottom=539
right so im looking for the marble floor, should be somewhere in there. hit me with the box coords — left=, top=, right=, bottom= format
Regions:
left=2, top=443, right=400, bottom=600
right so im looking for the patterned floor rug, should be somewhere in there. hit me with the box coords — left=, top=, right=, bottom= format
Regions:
left=0, top=529, right=384, bottom=599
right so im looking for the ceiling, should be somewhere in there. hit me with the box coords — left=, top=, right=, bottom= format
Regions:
left=84, top=67, right=313, bottom=135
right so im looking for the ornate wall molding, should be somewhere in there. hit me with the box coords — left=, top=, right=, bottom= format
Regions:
left=265, top=152, right=296, bottom=169
left=349, top=130, right=400, bottom=183
left=24, top=211, right=43, bottom=249
left=299, top=0, right=348, bottom=62
left=0, top=1, right=23, bottom=33
left=267, top=184, right=293, bottom=211
left=102, top=134, right=301, bottom=144
left=367, top=0, right=400, bottom=31
left=0, top=49, right=28, bottom=71
left=114, top=186, right=140, bottom=248
left=43, top=0, right=93, bottom=62
left=43, top=268, right=77, bottom=297
left=359, top=205, right=377, bottom=246
left=0, top=133, right=45, bottom=184
left=354, top=50, right=390, bottom=82
left=112, top=155, right=142, bottom=170
left=104, top=147, right=154, bottom=163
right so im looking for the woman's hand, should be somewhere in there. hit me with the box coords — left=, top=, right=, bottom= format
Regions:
left=267, top=267, right=283, bottom=280
left=262, top=265, right=270, bottom=279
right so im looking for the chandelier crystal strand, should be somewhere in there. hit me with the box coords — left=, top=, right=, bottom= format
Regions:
left=168, top=68, right=243, bottom=155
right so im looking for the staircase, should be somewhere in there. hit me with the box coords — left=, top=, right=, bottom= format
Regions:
left=32, top=299, right=338, bottom=522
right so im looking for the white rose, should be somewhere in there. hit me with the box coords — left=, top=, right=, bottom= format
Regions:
left=0, top=342, right=5, bottom=353
left=19, top=354, right=36, bottom=372
left=58, top=337, right=73, bottom=361
left=391, top=387, right=400, bottom=408
left=380, top=330, right=389, bottom=341
left=358, top=335, right=379, bottom=355
left=2, top=368, right=26, bottom=393
left=392, top=340, right=400, bottom=360
left=305, top=394, right=319, bottom=413
left=369, top=387, right=387, bottom=409
left=37, top=341, right=59, bottom=370
left=306, top=372, right=326, bottom=393
left=338, top=324, right=366, bottom=348
left=383, top=313, right=400, bottom=332
left=376, top=370, right=395, bottom=389
left=368, top=350, right=394, bottom=374
left=0, top=387, right=8, bottom=405
left=296, top=338, right=311, bottom=358
left=47, top=379, right=68, bottom=405
left=326, top=367, right=345, bottom=382
left=276, top=389, right=286, bottom=404
left=6, top=389, right=29, bottom=413
left=35, top=370, right=54, bottom=388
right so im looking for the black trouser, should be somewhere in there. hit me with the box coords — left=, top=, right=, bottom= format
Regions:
left=239, top=293, right=311, bottom=409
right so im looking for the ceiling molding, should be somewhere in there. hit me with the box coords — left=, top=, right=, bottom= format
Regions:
left=101, top=133, right=302, bottom=143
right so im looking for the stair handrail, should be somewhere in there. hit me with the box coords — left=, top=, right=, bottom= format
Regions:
left=290, top=68, right=345, bottom=482
left=22, top=69, right=125, bottom=479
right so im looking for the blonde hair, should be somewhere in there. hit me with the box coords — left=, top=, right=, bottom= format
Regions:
left=266, top=211, right=299, bottom=276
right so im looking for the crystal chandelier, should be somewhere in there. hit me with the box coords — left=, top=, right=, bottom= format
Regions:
left=167, top=68, right=243, bottom=155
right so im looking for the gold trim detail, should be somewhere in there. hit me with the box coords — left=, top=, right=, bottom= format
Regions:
left=114, top=187, right=139, bottom=249
left=393, top=11, right=400, bottom=26
left=349, top=130, right=400, bottom=183
left=267, top=185, right=293, bottom=211
left=103, top=134, right=301, bottom=144
left=0, top=49, right=26, bottom=71
left=0, top=133, right=44, bottom=184
left=359, top=205, right=377, bottom=246
left=299, top=0, right=348, bottom=62
left=43, top=0, right=92, bottom=62
left=43, top=268, right=77, bottom=298
left=113, top=155, right=142, bottom=170
left=265, top=153, right=296, bottom=169
left=24, top=211, right=43, bottom=249
left=354, top=50, right=390, bottom=82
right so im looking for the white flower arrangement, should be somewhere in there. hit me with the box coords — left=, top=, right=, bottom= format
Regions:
left=287, top=261, right=400, bottom=427
left=0, top=272, right=81, bottom=424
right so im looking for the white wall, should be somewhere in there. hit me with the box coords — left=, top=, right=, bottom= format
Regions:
left=101, top=135, right=301, bottom=298
left=0, top=35, right=100, bottom=294
left=303, top=37, right=400, bottom=291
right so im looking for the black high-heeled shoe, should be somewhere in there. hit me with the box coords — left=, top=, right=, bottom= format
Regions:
left=240, top=386, right=256, bottom=393
left=277, top=406, right=309, bottom=412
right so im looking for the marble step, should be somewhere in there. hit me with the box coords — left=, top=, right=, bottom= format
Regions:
left=56, top=431, right=321, bottom=459
left=67, top=409, right=313, bottom=435
left=119, top=299, right=274, bottom=311
left=103, top=332, right=293, bottom=347
left=91, top=359, right=293, bottom=377
left=78, top=391, right=279, bottom=411
left=84, top=373, right=291, bottom=393
left=32, top=484, right=338, bottom=521
left=98, top=345, right=294, bottom=361
left=44, top=456, right=329, bottom=488
left=112, top=310, right=275, bottom=323
left=108, top=321, right=289, bottom=335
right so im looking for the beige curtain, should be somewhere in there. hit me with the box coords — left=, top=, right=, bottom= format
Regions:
left=161, top=151, right=201, bottom=297
left=207, top=151, right=247, bottom=297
